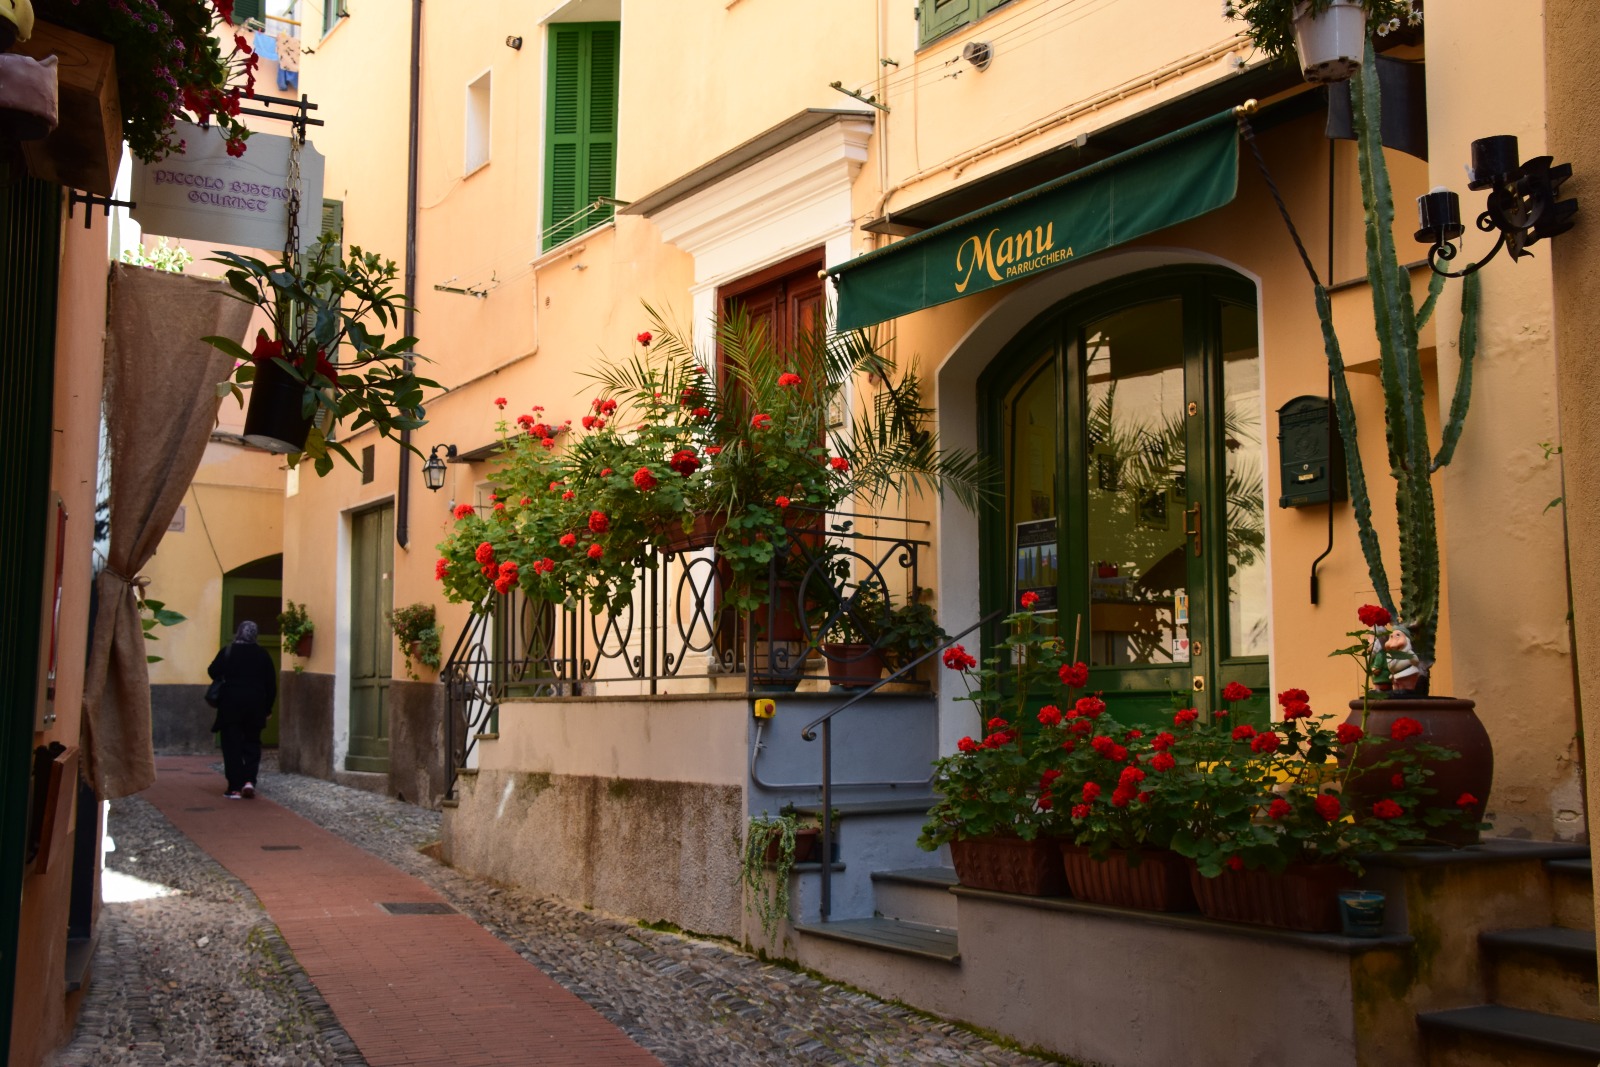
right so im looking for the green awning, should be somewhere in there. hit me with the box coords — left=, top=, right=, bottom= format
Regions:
left=830, top=109, right=1241, bottom=330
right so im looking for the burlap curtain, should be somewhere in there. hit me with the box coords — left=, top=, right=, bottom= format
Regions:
left=81, top=264, right=251, bottom=799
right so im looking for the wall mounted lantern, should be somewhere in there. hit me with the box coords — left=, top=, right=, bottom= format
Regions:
left=1416, top=135, right=1578, bottom=277
left=422, top=444, right=457, bottom=492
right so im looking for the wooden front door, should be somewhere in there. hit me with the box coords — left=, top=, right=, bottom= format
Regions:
left=220, top=573, right=283, bottom=745
left=347, top=505, right=393, bottom=771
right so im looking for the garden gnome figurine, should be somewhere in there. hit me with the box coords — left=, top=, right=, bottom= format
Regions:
left=1370, top=622, right=1424, bottom=691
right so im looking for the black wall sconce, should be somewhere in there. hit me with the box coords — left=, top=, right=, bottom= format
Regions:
left=422, top=444, right=457, bottom=492
left=505, top=35, right=523, bottom=50
left=1416, top=135, right=1578, bottom=277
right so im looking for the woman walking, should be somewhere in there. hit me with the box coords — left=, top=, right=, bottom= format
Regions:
left=207, top=620, right=278, bottom=799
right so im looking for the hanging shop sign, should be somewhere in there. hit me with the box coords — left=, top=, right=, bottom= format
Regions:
left=130, top=122, right=324, bottom=253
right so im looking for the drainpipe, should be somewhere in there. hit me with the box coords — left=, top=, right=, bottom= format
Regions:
left=397, top=0, right=422, bottom=549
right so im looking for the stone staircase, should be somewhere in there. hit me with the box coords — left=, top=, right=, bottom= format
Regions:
left=1419, top=856, right=1600, bottom=1066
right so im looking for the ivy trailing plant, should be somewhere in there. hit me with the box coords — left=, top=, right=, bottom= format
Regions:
left=388, top=602, right=442, bottom=681
left=1307, top=40, right=1482, bottom=674
left=740, top=811, right=803, bottom=947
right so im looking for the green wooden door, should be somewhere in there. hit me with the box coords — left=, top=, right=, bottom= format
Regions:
left=983, top=268, right=1270, bottom=727
left=347, top=505, right=393, bottom=771
left=219, top=576, right=283, bottom=745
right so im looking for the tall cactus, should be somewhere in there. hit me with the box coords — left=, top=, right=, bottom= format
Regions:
left=1310, top=40, right=1482, bottom=667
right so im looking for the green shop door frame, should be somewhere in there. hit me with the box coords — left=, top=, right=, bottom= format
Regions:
left=347, top=504, right=393, bottom=772
left=220, top=574, right=283, bottom=745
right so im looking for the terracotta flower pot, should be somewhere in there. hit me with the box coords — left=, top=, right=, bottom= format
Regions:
left=661, top=512, right=726, bottom=554
left=1343, top=697, right=1493, bottom=847
left=293, top=633, right=313, bottom=658
left=949, top=836, right=1069, bottom=897
left=761, top=826, right=819, bottom=866
left=243, top=356, right=314, bottom=454
left=821, top=643, right=885, bottom=689
left=1189, top=862, right=1355, bottom=932
left=1059, top=844, right=1196, bottom=912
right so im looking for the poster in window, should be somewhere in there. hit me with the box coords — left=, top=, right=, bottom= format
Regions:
left=1014, top=518, right=1058, bottom=610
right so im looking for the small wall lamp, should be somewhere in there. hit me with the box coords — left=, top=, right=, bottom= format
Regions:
left=506, top=35, right=523, bottom=50
left=422, top=444, right=457, bottom=492
left=1416, top=135, right=1578, bottom=277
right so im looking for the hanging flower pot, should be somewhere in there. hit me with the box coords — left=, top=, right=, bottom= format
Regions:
left=242, top=355, right=315, bottom=454
left=1291, top=0, right=1367, bottom=84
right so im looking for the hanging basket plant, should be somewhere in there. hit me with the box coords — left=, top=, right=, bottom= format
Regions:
left=1222, top=0, right=1422, bottom=84
left=203, top=233, right=438, bottom=475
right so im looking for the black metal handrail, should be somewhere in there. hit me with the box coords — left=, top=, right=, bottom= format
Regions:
left=800, top=608, right=1005, bottom=921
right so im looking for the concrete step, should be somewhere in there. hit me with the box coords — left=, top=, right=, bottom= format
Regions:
left=1548, top=857, right=1594, bottom=932
left=1418, top=1004, right=1600, bottom=1067
left=872, top=867, right=958, bottom=928
left=793, top=917, right=959, bottom=964
left=1481, top=927, right=1599, bottom=1024
left=790, top=797, right=938, bottom=819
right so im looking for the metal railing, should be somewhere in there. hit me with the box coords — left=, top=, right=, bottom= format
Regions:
left=441, top=512, right=929, bottom=799
left=799, top=608, right=1005, bottom=920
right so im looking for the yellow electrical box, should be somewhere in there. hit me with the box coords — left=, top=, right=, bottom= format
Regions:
left=753, top=698, right=776, bottom=719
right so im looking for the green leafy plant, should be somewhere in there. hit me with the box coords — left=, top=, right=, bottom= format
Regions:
left=120, top=237, right=193, bottom=274
left=37, top=0, right=259, bottom=163
left=203, top=233, right=438, bottom=476
left=139, top=597, right=186, bottom=664
left=1222, top=0, right=1421, bottom=65
left=741, top=811, right=806, bottom=945
left=388, top=602, right=442, bottom=681
left=276, top=600, right=314, bottom=656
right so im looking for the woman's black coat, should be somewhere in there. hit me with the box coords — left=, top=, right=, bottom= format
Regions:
left=207, top=641, right=278, bottom=729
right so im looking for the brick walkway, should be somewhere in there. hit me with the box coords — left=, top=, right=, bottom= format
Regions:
left=143, top=756, right=663, bottom=1067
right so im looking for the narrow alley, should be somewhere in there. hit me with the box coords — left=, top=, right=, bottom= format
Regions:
left=47, top=756, right=1065, bottom=1067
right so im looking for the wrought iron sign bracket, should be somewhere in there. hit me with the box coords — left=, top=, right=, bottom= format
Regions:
left=236, top=93, right=325, bottom=137
left=66, top=191, right=136, bottom=229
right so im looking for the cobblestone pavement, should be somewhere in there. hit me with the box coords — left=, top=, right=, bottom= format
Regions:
left=51, top=756, right=1071, bottom=1067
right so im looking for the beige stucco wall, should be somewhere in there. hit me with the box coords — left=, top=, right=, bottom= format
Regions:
left=1547, top=0, right=1600, bottom=913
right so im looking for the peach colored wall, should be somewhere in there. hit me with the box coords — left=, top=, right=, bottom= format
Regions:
left=12, top=204, right=110, bottom=1067
left=1547, top=0, right=1600, bottom=877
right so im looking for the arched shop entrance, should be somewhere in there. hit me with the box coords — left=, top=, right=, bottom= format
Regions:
left=979, top=266, right=1270, bottom=726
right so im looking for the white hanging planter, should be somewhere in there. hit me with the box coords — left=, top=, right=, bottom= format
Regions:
left=1292, top=0, right=1366, bottom=84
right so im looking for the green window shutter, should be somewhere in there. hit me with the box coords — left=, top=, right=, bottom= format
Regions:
left=232, top=0, right=266, bottom=25
left=543, top=22, right=620, bottom=251
left=320, top=197, right=344, bottom=261
left=918, top=0, right=975, bottom=46
left=322, top=0, right=346, bottom=38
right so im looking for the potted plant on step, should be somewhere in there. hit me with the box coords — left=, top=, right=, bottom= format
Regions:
left=204, top=232, right=437, bottom=473
left=277, top=600, right=314, bottom=659
left=740, top=811, right=818, bottom=945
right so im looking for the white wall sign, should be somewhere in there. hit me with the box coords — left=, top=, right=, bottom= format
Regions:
left=130, top=122, right=325, bottom=254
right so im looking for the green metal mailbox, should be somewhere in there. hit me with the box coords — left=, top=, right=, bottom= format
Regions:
left=1276, top=395, right=1347, bottom=508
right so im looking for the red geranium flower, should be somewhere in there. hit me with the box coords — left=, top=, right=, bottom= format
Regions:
left=1174, top=708, right=1200, bottom=726
left=774, top=496, right=790, bottom=509
left=1231, top=724, right=1256, bottom=741
left=1071, top=804, right=1091, bottom=819
left=1268, top=797, right=1292, bottom=820
left=453, top=503, right=474, bottom=519
left=1037, top=705, right=1062, bottom=726
left=559, top=533, right=577, bottom=548
left=434, top=559, right=449, bottom=579
left=1221, top=681, right=1253, bottom=703
left=1277, top=688, right=1309, bottom=706
left=587, top=543, right=604, bottom=560
left=1226, top=856, right=1245, bottom=871
left=829, top=456, right=849, bottom=471
left=957, top=736, right=978, bottom=754
left=985, top=717, right=1009, bottom=732
left=693, top=407, right=712, bottom=419
left=1390, top=716, right=1424, bottom=741
left=1336, top=723, right=1364, bottom=745
left=1075, top=696, right=1105, bottom=718
left=561, top=491, right=575, bottom=501
left=1151, top=732, right=1175, bottom=751
left=520, top=496, right=532, bottom=506
left=942, top=645, right=977, bottom=671
left=498, top=560, right=518, bottom=577
left=494, top=397, right=507, bottom=409
left=636, top=331, right=653, bottom=346
left=669, top=449, right=700, bottom=476
left=751, top=413, right=773, bottom=430
left=1357, top=604, right=1392, bottom=627
left=1250, top=731, right=1281, bottom=753
left=474, top=542, right=495, bottom=564
left=1059, top=662, right=1089, bottom=688
left=1313, top=794, right=1342, bottom=821
left=777, top=372, right=802, bottom=387
left=1020, top=591, right=1040, bottom=609
left=1150, top=752, right=1176, bottom=772
left=589, top=511, right=609, bottom=533
left=1457, top=793, right=1479, bottom=808
left=633, top=467, right=658, bottom=491
left=1281, top=699, right=1313, bottom=719
left=1371, top=799, right=1405, bottom=820
left=1082, top=782, right=1102, bottom=801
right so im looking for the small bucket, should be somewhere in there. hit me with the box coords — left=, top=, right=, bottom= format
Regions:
left=1337, top=890, right=1387, bottom=938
